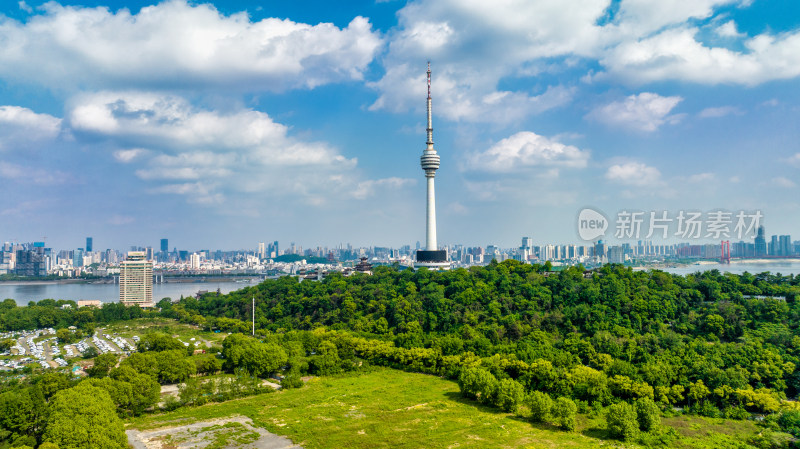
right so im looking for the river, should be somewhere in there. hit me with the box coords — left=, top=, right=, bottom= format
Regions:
left=647, top=259, right=800, bottom=276
left=0, top=279, right=260, bottom=305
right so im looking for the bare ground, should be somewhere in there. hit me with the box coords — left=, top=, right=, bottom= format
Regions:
left=126, top=416, right=301, bottom=449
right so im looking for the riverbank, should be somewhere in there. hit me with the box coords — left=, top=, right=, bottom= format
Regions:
left=0, top=279, right=261, bottom=305
left=0, top=276, right=266, bottom=286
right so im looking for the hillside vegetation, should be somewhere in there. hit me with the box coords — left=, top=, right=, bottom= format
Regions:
left=4, top=261, right=800, bottom=448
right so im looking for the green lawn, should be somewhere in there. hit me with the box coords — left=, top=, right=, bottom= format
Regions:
left=128, top=368, right=763, bottom=449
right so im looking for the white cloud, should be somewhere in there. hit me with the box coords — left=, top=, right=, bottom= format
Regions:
left=715, top=20, right=743, bottom=38
left=587, top=93, right=683, bottom=132
left=370, top=0, right=800, bottom=125
left=0, top=0, right=382, bottom=92
left=351, top=177, right=416, bottom=199
left=0, top=161, right=72, bottom=185
left=773, top=177, right=797, bottom=188
left=467, top=131, right=589, bottom=172
left=0, top=105, right=62, bottom=150
left=687, top=172, right=716, bottom=183
left=107, top=215, right=135, bottom=225
left=18, top=1, right=32, bottom=13
left=368, top=0, right=610, bottom=123
left=786, top=153, right=800, bottom=167
left=606, top=162, right=662, bottom=186
left=600, top=27, right=800, bottom=86
left=699, top=106, right=744, bottom=118
left=68, top=92, right=357, bottom=204
left=369, top=64, right=573, bottom=123
left=113, top=148, right=148, bottom=163
left=614, top=0, right=743, bottom=35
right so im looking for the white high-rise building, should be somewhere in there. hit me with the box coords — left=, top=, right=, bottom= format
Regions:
left=190, top=253, right=201, bottom=270
left=119, top=251, right=153, bottom=307
left=415, top=63, right=450, bottom=270
left=257, top=242, right=266, bottom=259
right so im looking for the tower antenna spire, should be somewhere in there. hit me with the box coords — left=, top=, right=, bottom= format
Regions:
left=427, top=61, right=431, bottom=99
left=426, top=61, right=433, bottom=146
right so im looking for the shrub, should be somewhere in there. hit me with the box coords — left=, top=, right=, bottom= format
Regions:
left=527, top=391, right=553, bottom=423
left=552, top=397, right=577, bottom=431
left=606, top=402, right=639, bottom=441
left=635, top=397, right=661, bottom=432
left=494, top=378, right=524, bottom=413
left=281, top=370, right=304, bottom=389
left=458, top=367, right=498, bottom=404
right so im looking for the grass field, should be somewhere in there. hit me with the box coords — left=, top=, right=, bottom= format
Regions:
left=128, top=367, right=763, bottom=449
left=104, top=318, right=227, bottom=346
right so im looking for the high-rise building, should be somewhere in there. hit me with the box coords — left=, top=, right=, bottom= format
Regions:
left=521, top=237, right=533, bottom=249
left=594, top=240, right=606, bottom=258
left=190, top=253, right=201, bottom=270
left=779, top=235, right=792, bottom=256
left=415, top=63, right=449, bottom=269
left=72, top=248, right=84, bottom=268
left=160, top=238, right=169, bottom=253
left=119, top=251, right=153, bottom=307
left=608, top=246, right=625, bottom=264
left=755, top=226, right=767, bottom=256
left=257, top=242, right=266, bottom=259
left=14, top=247, right=47, bottom=277
left=85, top=237, right=93, bottom=252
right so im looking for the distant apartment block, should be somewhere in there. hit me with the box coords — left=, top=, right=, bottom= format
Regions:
left=119, top=251, right=153, bottom=307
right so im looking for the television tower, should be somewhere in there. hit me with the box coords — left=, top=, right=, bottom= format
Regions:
left=415, top=63, right=449, bottom=269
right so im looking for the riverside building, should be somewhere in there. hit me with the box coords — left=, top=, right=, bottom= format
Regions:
left=119, top=251, right=153, bottom=306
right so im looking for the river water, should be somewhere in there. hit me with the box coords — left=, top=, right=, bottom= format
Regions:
left=652, top=260, right=800, bottom=276
left=0, top=279, right=259, bottom=305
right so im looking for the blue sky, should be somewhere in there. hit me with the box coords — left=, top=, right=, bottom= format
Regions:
left=1, top=0, right=799, bottom=251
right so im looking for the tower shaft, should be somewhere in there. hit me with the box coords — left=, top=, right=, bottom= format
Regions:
left=426, top=176, right=437, bottom=250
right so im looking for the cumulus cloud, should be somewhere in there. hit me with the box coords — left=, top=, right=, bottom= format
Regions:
left=368, top=0, right=609, bottom=123
left=606, top=162, right=662, bottom=186
left=587, top=93, right=683, bottom=132
left=369, top=0, right=800, bottom=125
left=613, top=0, right=744, bottom=36
left=68, top=92, right=357, bottom=203
left=467, top=131, right=589, bottom=172
left=369, top=64, right=573, bottom=123
left=0, top=105, right=62, bottom=150
left=600, top=27, right=800, bottom=85
left=0, top=0, right=382, bottom=92
left=787, top=153, right=800, bottom=167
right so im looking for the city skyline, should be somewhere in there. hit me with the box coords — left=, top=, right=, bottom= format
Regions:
left=1, top=0, right=799, bottom=250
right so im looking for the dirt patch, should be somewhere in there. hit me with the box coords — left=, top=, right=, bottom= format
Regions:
left=126, top=415, right=301, bottom=449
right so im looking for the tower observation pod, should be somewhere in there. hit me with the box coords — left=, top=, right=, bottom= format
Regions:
left=415, top=63, right=450, bottom=270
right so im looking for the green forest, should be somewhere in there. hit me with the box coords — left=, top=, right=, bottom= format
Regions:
left=3, top=262, right=800, bottom=448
